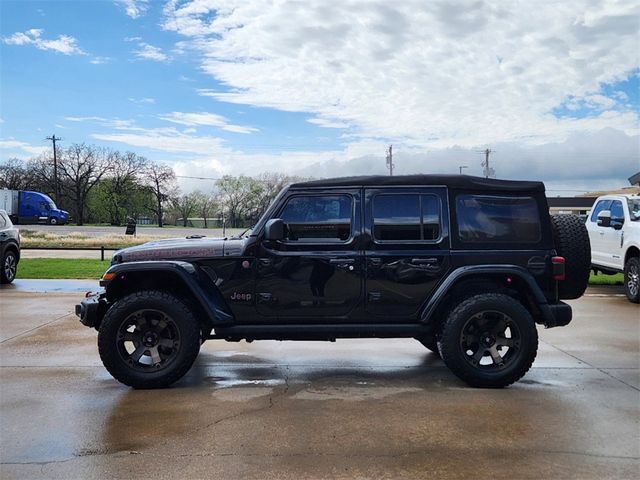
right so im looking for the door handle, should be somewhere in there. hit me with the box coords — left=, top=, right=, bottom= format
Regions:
left=411, top=258, right=438, bottom=265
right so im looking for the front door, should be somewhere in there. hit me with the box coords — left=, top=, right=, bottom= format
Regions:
left=364, top=188, right=450, bottom=318
left=255, top=190, right=362, bottom=320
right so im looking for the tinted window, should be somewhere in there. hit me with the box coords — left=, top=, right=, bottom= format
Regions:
left=590, top=200, right=611, bottom=222
left=457, top=195, right=540, bottom=243
left=280, top=195, right=352, bottom=241
left=373, top=194, right=440, bottom=241
left=0, top=214, right=6, bottom=228
left=610, top=200, right=625, bottom=224
left=373, top=194, right=420, bottom=240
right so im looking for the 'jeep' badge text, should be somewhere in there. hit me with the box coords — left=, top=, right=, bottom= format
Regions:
left=230, top=292, right=252, bottom=301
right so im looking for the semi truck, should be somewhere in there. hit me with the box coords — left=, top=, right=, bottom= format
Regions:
left=0, top=189, right=69, bottom=225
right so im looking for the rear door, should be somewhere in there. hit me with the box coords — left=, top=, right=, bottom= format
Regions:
left=364, top=187, right=450, bottom=319
left=255, top=189, right=362, bottom=320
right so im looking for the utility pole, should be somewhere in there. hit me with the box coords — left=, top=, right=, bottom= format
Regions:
left=459, top=165, right=468, bottom=174
left=386, top=145, right=394, bottom=176
left=46, top=134, right=62, bottom=202
left=481, top=148, right=494, bottom=178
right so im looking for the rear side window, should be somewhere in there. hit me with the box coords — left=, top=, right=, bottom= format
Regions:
left=590, top=200, right=611, bottom=222
left=373, top=194, right=440, bottom=241
left=280, top=195, right=352, bottom=241
left=456, top=195, right=540, bottom=243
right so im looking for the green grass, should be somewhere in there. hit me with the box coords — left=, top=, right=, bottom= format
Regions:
left=589, top=272, right=624, bottom=285
left=16, top=258, right=110, bottom=279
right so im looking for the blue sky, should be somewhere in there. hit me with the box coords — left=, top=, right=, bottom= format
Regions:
left=1, top=0, right=638, bottom=193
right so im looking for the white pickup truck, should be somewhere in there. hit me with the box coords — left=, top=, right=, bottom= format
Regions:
left=586, top=194, right=640, bottom=302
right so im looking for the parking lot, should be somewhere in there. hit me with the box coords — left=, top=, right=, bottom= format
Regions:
left=0, top=284, right=638, bottom=479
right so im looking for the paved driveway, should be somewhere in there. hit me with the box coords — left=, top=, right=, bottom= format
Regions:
left=0, top=285, right=638, bottom=479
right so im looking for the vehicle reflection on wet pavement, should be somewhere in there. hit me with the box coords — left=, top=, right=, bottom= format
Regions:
left=0, top=287, right=638, bottom=479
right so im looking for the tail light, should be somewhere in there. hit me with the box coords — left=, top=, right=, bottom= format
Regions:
left=552, top=256, right=565, bottom=281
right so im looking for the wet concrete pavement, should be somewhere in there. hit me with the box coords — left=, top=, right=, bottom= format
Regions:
left=0, top=287, right=638, bottom=479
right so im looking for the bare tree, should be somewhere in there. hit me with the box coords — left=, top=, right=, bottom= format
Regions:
left=57, top=144, right=113, bottom=225
left=0, top=158, right=36, bottom=190
left=171, top=192, right=199, bottom=227
left=144, top=162, right=177, bottom=227
left=191, top=190, right=217, bottom=228
left=215, top=175, right=264, bottom=228
left=103, top=151, right=148, bottom=225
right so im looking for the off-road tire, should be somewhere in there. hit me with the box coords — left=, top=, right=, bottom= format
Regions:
left=1, top=249, right=17, bottom=284
left=550, top=214, right=591, bottom=299
left=439, top=294, right=538, bottom=388
left=624, top=257, right=640, bottom=303
left=98, top=290, right=201, bottom=389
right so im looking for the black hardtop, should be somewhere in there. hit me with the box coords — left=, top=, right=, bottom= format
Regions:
left=290, top=174, right=545, bottom=193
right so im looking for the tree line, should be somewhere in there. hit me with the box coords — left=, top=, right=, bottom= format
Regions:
left=0, top=143, right=306, bottom=227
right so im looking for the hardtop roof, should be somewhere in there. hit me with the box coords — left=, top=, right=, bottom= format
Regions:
left=290, top=174, right=545, bottom=193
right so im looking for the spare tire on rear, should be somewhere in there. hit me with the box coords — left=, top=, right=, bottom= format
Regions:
left=550, top=214, right=591, bottom=299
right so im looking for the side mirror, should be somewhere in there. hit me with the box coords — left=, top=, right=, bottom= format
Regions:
left=597, top=210, right=611, bottom=228
left=264, top=218, right=286, bottom=241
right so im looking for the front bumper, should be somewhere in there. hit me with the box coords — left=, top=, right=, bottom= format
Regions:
left=75, top=292, right=108, bottom=330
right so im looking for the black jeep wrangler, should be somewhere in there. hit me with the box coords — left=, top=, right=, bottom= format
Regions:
left=77, top=175, right=591, bottom=389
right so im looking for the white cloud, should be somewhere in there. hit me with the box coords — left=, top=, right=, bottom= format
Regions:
left=2, top=28, right=85, bottom=55
left=0, top=139, right=48, bottom=157
left=128, top=97, right=156, bottom=104
left=133, top=42, right=168, bottom=62
left=114, top=0, right=148, bottom=19
left=159, top=111, right=258, bottom=134
left=163, top=0, right=640, bottom=149
left=90, top=56, right=111, bottom=64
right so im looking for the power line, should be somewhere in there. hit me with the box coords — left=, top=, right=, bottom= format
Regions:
left=45, top=134, right=62, bottom=203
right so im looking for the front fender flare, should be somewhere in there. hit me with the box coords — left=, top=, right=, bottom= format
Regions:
left=102, top=261, right=234, bottom=326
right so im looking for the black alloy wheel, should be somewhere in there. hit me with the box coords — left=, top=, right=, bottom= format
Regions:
left=98, top=290, right=201, bottom=389
left=116, top=309, right=181, bottom=372
left=459, top=310, right=522, bottom=370
left=439, top=293, right=538, bottom=388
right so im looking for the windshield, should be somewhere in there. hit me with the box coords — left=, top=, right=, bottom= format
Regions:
left=42, top=194, right=57, bottom=210
left=628, top=198, right=640, bottom=221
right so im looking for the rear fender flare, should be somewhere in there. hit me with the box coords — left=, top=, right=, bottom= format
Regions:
left=420, top=265, right=553, bottom=325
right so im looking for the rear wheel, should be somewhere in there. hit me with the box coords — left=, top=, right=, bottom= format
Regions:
left=439, top=294, right=538, bottom=388
left=624, top=257, right=640, bottom=303
left=98, top=290, right=201, bottom=389
left=1, top=249, right=17, bottom=284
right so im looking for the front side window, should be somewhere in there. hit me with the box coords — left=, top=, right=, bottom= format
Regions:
left=457, top=195, right=541, bottom=243
left=373, top=194, right=440, bottom=241
left=590, top=200, right=611, bottom=222
left=280, top=195, right=352, bottom=241
left=0, top=214, right=6, bottom=228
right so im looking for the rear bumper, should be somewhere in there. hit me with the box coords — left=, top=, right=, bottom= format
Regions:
left=544, top=301, right=572, bottom=328
left=75, top=292, right=108, bottom=330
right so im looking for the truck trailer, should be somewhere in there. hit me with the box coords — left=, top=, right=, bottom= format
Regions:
left=0, top=189, right=69, bottom=225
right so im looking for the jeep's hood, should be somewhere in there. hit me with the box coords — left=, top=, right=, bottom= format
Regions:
left=113, top=236, right=246, bottom=263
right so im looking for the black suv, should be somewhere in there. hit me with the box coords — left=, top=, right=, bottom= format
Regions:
left=77, top=175, right=591, bottom=389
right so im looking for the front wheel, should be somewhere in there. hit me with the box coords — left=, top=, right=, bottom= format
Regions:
left=624, top=257, right=640, bottom=303
left=439, top=294, right=538, bottom=388
left=49, top=217, right=58, bottom=225
left=98, top=290, right=201, bottom=389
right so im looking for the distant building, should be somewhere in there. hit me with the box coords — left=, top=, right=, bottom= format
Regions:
left=629, top=172, right=640, bottom=186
